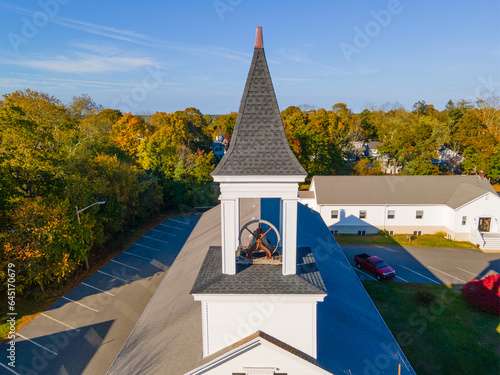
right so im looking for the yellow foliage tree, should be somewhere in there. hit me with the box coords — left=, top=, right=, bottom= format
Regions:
left=111, top=113, right=148, bottom=157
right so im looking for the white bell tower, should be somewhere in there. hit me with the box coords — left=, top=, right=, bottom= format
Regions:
left=211, top=26, right=307, bottom=276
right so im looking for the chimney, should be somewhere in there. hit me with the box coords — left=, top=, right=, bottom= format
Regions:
left=479, top=170, right=485, bottom=179
left=254, top=26, right=263, bottom=49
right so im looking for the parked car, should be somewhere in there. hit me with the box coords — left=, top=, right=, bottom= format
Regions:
left=354, top=253, right=396, bottom=280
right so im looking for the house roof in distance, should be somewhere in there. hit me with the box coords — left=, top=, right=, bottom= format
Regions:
left=191, top=246, right=326, bottom=295
left=211, top=27, right=307, bottom=177
left=309, top=175, right=496, bottom=209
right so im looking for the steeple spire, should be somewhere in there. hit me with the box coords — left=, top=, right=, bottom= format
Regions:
left=254, top=26, right=263, bottom=49
left=212, top=27, right=306, bottom=177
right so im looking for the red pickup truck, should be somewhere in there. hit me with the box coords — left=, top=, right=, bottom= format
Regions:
left=354, top=253, right=396, bottom=280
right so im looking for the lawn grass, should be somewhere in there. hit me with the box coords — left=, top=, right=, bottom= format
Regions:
left=363, top=281, right=499, bottom=375
left=335, top=233, right=477, bottom=249
left=0, top=210, right=191, bottom=344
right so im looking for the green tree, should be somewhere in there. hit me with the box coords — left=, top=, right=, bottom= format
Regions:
left=213, top=112, right=237, bottom=137
left=2, top=197, right=83, bottom=291
left=0, top=89, right=73, bottom=198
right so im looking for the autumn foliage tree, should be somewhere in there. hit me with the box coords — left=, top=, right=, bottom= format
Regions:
left=112, top=113, right=149, bottom=158
left=0, top=90, right=162, bottom=292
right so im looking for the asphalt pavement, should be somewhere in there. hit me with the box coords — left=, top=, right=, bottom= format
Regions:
left=1, top=215, right=199, bottom=375
left=340, top=244, right=500, bottom=284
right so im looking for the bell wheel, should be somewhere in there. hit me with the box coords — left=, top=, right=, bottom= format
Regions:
left=238, top=219, right=280, bottom=259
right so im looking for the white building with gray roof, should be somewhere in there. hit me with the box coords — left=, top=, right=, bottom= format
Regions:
left=108, top=27, right=417, bottom=374
left=299, top=175, right=500, bottom=251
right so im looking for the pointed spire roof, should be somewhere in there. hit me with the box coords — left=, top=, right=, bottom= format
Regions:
left=212, top=27, right=307, bottom=177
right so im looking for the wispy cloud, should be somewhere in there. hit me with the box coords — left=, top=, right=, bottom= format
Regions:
left=357, top=67, right=378, bottom=75
left=0, top=76, right=179, bottom=90
left=0, top=2, right=250, bottom=62
left=1, top=52, right=158, bottom=73
left=274, top=77, right=313, bottom=82
left=276, top=48, right=352, bottom=76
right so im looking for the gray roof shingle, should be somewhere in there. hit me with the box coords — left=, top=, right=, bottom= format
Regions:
left=311, top=175, right=495, bottom=208
left=191, top=246, right=326, bottom=294
left=211, top=45, right=306, bottom=176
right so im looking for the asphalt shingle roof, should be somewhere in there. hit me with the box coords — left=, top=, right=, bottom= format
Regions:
left=107, top=198, right=416, bottom=374
left=311, top=175, right=496, bottom=208
left=211, top=45, right=306, bottom=176
left=191, top=246, right=326, bottom=294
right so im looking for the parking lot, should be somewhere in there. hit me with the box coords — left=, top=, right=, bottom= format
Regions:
left=340, top=244, right=500, bottom=285
left=1, top=215, right=199, bottom=375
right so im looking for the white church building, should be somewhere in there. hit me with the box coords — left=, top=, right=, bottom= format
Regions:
left=299, top=175, right=500, bottom=251
left=108, top=27, right=415, bottom=375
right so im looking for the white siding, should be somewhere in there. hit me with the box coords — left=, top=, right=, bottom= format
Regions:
left=454, top=194, right=500, bottom=237
left=317, top=204, right=452, bottom=235
left=191, top=339, right=331, bottom=375
left=205, top=298, right=317, bottom=357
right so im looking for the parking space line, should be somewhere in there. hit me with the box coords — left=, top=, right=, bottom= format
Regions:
left=399, top=265, right=440, bottom=284
left=97, top=270, right=128, bottom=283
left=62, top=296, right=99, bottom=312
left=395, top=276, right=408, bottom=282
left=168, top=218, right=190, bottom=225
left=428, top=266, right=467, bottom=283
left=134, top=243, right=160, bottom=252
left=150, top=228, right=176, bottom=236
left=0, top=361, right=21, bottom=375
left=457, top=267, right=477, bottom=277
left=81, top=282, right=115, bottom=296
left=40, top=313, right=80, bottom=331
left=352, top=267, right=377, bottom=281
left=123, top=251, right=152, bottom=261
left=16, top=333, right=58, bottom=356
left=143, top=235, right=169, bottom=244
left=111, top=259, right=141, bottom=271
left=160, top=223, right=181, bottom=230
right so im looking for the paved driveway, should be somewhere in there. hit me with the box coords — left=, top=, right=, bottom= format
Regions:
left=340, top=244, right=500, bottom=284
left=1, top=215, right=199, bottom=375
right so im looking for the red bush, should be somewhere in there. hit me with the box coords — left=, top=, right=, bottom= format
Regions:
left=462, top=274, right=500, bottom=315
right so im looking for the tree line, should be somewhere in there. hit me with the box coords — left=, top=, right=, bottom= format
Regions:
left=214, top=97, right=499, bottom=179
left=0, top=89, right=216, bottom=291
left=1, top=89, right=498, bottom=291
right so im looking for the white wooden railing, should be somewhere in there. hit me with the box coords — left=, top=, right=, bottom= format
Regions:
left=469, top=229, right=485, bottom=248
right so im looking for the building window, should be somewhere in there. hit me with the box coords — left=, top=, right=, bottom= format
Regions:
left=359, top=210, right=367, bottom=219
left=462, top=216, right=467, bottom=225
left=331, top=210, right=338, bottom=219
left=416, top=210, right=424, bottom=219
left=387, top=230, right=394, bottom=235
left=358, top=230, right=366, bottom=236
left=387, top=210, right=395, bottom=219
left=413, top=231, right=422, bottom=236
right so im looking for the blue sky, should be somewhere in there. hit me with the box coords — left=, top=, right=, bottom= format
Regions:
left=0, top=0, right=498, bottom=114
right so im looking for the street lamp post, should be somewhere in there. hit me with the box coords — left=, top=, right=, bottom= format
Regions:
left=76, top=201, right=106, bottom=270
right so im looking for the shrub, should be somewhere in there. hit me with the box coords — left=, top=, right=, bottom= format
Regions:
left=461, top=274, right=500, bottom=315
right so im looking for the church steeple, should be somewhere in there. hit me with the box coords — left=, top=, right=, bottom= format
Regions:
left=212, top=27, right=307, bottom=177
left=212, top=27, right=306, bottom=276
